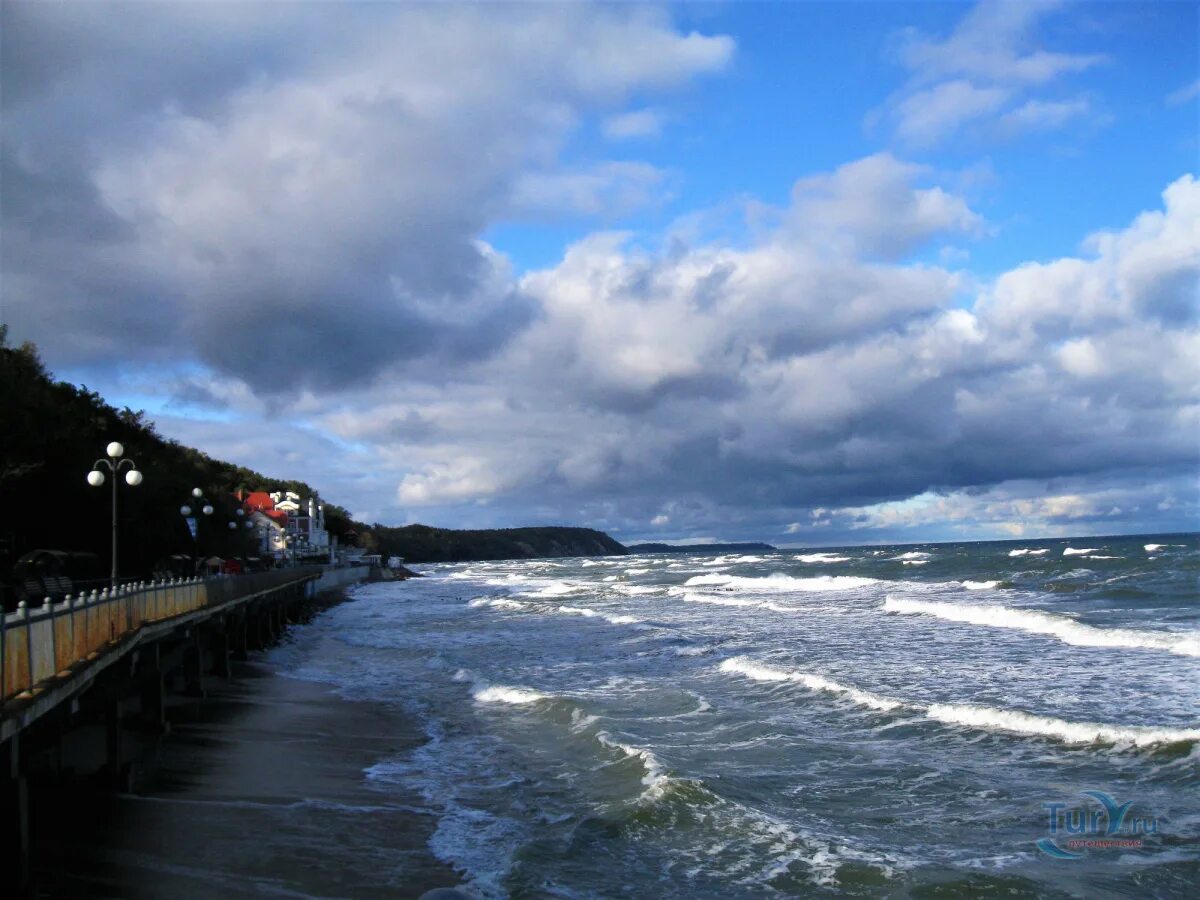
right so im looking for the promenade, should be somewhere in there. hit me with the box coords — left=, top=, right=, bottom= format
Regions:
left=0, top=564, right=372, bottom=895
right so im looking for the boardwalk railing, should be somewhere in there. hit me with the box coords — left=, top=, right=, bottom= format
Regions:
left=1, top=568, right=322, bottom=703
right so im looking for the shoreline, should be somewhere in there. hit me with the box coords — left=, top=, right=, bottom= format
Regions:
left=32, top=594, right=462, bottom=898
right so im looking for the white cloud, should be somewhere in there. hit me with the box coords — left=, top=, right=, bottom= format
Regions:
left=1166, top=78, right=1200, bottom=107
left=879, top=1, right=1106, bottom=147
left=603, top=108, right=664, bottom=140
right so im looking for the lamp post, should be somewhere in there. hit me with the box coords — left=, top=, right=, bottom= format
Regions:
left=88, top=441, right=143, bottom=589
left=180, top=487, right=214, bottom=561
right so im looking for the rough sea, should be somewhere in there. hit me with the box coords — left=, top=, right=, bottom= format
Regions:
left=272, top=533, right=1199, bottom=897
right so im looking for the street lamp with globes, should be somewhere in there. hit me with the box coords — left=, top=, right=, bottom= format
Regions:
left=180, top=487, right=214, bottom=560
left=87, top=441, right=143, bottom=589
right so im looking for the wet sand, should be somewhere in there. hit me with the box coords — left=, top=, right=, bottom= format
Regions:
left=38, top=658, right=460, bottom=898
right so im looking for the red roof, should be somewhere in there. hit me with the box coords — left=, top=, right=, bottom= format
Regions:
left=244, top=491, right=275, bottom=512
left=262, top=509, right=289, bottom=525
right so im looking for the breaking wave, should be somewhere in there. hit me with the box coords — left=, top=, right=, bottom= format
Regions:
left=1009, top=548, right=1050, bottom=557
left=795, top=553, right=851, bottom=563
left=684, top=573, right=879, bottom=593
left=717, top=657, right=901, bottom=711
left=468, top=597, right=525, bottom=611
left=472, top=684, right=550, bottom=705
left=1063, top=547, right=1099, bottom=556
left=718, top=657, right=1199, bottom=747
left=883, top=596, right=1200, bottom=657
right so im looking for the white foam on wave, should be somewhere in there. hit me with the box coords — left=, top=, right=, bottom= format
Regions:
left=595, top=731, right=672, bottom=802
left=960, top=580, right=1000, bottom=590
left=605, top=614, right=642, bottom=625
left=625, top=568, right=651, bottom=575
left=718, top=656, right=1200, bottom=747
left=556, top=605, right=640, bottom=626
left=925, top=704, right=1200, bottom=747
left=1063, top=547, right=1099, bottom=556
left=902, top=560, right=927, bottom=566
left=1008, top=548, right=1050, bottom=557
left=525, top=581, right=585, bottom=596
left=893, top=551, right=931, bottom=561
left=884, top=596, right=1200, bottom=657
left=684, top=573, right=879, bottom=593
left=795, top=553, right=851, bottom=563
left=472, top=684, right=549, bottom=705
left=684, top=593, right=761, bottom=608
left=610, top=584, right=661, bottom=596
left=468, top=597, right=525, bottom=611
left=718, top=657, right=901, bottom=711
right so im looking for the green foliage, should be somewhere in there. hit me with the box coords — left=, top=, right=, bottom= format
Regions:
left=0, top=341, right=356, bottom=588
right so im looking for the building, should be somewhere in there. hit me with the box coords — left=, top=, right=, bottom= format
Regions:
left=239, top=490, right=333, bottom=564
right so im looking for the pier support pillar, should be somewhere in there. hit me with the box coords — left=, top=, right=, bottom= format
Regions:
left=3, top=734, right=31, bottom=893
left=138, top=645, right=169, bottom=733
left=182, top=631, right=206, bottom=699
left=211, top=630, right=231, bottom=679
left=104, top=694, right=129, bottom=790
left=231, top=616, right=250, bottom=661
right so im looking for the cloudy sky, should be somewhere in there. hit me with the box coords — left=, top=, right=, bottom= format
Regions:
left=3, top=1, right=1197, bottom=546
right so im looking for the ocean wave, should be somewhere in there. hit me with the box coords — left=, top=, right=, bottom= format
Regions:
left=524, top=581, right=586, bottom=596
left=557, top=605, right=641, bottom=625
left=684, top=573, right=879, bottom=593
left=795, top=552, right=850, bottom=563
left=1008, top=548, right=1050, bottom=556
left=472, top=684, right=550, bottom=705
left=625, top=568, right=652, bottom=575
left=925, top=704, right=1200, bottom=747
left=960, top=580, right=1000, bottom=590
left=468, top=597, right=525, bottom=610
left=683, top=593, right=761, bottom=608
left=717, top=657, right=901, bottom=711
left=1063, top=547, right=1099, bottom=556
left=595, top=731, right=672, bottom=802
left=718, top=656, right=1198, bottom=747
left=675, top=644, right=715, bottom=656
left=902, top=560, right=928, bottom=566
left=610, top=584, right=661, bottom=596
left=893, top=551, right=931, bottom=561
left=883, top=596, right=1200, bottom=657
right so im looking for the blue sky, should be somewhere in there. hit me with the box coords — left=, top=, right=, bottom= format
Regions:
left=3, top=1, right=1198, bottom=546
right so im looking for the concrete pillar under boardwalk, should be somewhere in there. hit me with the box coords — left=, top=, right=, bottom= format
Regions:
left=182, top=631, right=206, bottom=699
left=138, top=645, right=169, bottom=733
left=2, top=734, right=32, bottom=894
left=105, top=694, right=130, bottom=791
left=211, top=629, right=232, bottom=679
left=232, top=616, right=250, bottom=661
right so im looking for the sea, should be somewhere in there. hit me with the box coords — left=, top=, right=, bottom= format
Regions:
left=272, top=533, right=1199, bottom=898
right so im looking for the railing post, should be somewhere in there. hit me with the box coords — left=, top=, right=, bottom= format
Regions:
left=20, top=601, right=33, bottom=695
left=44, top=597, right=56, bottom=678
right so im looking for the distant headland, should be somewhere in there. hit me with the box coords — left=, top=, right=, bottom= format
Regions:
left=625, top=541, right=777, bottom=554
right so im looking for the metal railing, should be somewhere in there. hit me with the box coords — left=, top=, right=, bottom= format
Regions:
left=1, top=567, right=322, bottom=703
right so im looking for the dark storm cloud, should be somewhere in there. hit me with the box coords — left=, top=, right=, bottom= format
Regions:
left=2, top=3, right=732, bottom=394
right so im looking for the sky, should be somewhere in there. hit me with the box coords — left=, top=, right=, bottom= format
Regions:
left=2, top=0, right=1197, bottom=547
